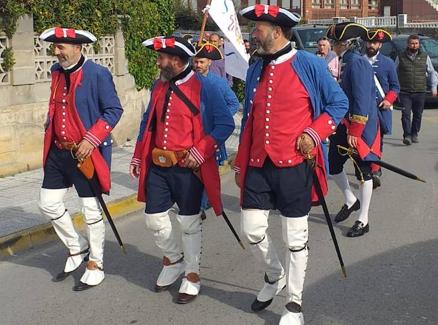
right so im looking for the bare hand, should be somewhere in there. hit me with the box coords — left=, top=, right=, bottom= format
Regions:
left=347, top=135, right=358, bottom=148
left=76, top=139, right=95, bottom=161
left=235, top=172, right=241, bottom=188
left=181, top=152, right=200, bottom=169
left=379, top=99, right=392, bottom=109
left=296, top=133, right=315, bottom=158
left=433, top=91, right=438, bottom=97
left=129, top=164, right=140, bottom=178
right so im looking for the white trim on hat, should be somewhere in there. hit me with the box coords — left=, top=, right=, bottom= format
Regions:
left=75, top=30, right=97, bottom=42
left=142, top=36, right=196, bottom=57
left=39, top=27, right=97, bottom=42
left=239, top=5, right=301, bottom=23
left=39, top=27, right=55, bottom=41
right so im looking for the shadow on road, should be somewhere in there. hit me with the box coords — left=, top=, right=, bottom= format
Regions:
left=304, top=239, right=438, bottom=325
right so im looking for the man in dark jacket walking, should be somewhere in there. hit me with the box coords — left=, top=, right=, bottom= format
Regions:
left=395, top=34, right=437, bottom=145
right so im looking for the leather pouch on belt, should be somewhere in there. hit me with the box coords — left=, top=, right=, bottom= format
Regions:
left=77, top=156, right=95, bottom=179
left=152, top=148, right=179, bottom=167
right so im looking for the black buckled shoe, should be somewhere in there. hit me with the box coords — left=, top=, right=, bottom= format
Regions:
left=346, top=221, right=369, bottom=237
left=73, top=282, right=96, bottom=291
left=251, top=274, right=286, bottom=312
left=334, top=200, right=360, bottom=223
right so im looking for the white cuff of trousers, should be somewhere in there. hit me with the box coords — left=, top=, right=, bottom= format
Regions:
left=179, top=277, right=201, bottom=295
left=64, top=253, right=87, bottom=273
left=80, top=268, right=105, bottom=286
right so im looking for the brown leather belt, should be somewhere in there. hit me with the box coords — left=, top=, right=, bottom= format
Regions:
left=152, top=148, right=187, bottom=167
left=55, top=140, right=77, bottom=151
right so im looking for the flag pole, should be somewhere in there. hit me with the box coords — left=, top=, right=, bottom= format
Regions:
left=198, top=0, right=213, bottom=46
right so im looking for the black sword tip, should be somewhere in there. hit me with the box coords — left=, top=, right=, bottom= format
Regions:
left=239, top=241, right=246, bottom=250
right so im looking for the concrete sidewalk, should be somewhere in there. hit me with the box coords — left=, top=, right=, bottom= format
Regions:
left=0, top=144, right=143, bottom=256
left=0, top=113, right=241, bottom=257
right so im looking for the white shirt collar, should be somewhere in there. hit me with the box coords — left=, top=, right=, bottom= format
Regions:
left=271, top=42, right=297, bottom=65
left=175, top=64, right=193, bottom=85
left=364, top=52, right=379, bottom=65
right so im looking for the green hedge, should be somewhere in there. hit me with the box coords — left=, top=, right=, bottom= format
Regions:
left=0, top=0, right=175, bottom=89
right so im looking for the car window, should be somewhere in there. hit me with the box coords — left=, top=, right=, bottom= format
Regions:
left=380, top=42, right=394, bottom=57
left=295, top=28, right=327, bottom=49
left=421, top=39, right=438, bottom=58
left=392, top=38, right=407, bottom=52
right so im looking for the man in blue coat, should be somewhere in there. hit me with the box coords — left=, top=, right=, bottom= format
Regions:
left=327, top=22, right=380, bottom=237
left=38, top=27, right=123, bottom=291
left=235, top=5, right=348, bottom=324
left=193, top=42, right=240, bottom=217
left=362, top=29, right=400, bottom=188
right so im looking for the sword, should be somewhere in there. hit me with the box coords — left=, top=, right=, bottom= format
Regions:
left=77, top=156, right=126, bottom=254
left=337, top=145, right=426, bottom=183
left=222, top=211, right=245, bottom=250
left=308, top=159, right=347, bottom=278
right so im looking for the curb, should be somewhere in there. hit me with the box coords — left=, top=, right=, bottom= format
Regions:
left=0, top=195, right=142, bottom=258
left=0, top=161, right=234, bottom=258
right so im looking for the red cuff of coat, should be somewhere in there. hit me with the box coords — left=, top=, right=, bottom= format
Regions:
left=189, top=147, right=205, bottom=165
left=384, top=90, right=398, bottom=104
left=131, top=141, right=143, bottom=166
left=348, top=122, right=366, bottom=137
left=306, top=113, right=337, bottom=143
left=84, top=119, right=113, bottom=147
left=192, top=135, right=218, bottom=163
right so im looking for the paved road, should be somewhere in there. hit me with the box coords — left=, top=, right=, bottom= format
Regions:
left=0, top=110, right=437, bottom=325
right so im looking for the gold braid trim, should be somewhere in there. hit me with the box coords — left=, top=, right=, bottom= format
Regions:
left=350, top=114, right=368, bottom=124
left=337, top=145, right=365, bottom=184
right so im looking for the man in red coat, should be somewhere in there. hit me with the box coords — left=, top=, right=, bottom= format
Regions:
left=236, top=6, right=348, bottom=324
left=130, top=36, right=234, bottom=304
left=37, top=27, right=123, bottom=291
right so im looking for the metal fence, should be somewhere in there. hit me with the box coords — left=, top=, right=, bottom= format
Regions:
left=0, top=35, right=10, bottom=86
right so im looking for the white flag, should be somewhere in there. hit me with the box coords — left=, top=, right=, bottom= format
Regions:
left=208, top=0, right=249, bottom=80
left=224, top=40, right=247, bottom=80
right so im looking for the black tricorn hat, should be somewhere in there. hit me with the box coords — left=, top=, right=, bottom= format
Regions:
left=195, top=42, right=223, bottom=60
left=326, top=22, right=368, bottom=42
left=363, top=29, right=392, bottom=43
left=142, top=36, right=196, bottom=59
left=39, top=27, right=96, bottom=44
left=239, top=5, right=301, bottom=28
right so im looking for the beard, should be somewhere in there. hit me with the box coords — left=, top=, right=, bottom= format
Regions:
left=366, top=47, right=378, bottom=57
left=159, top=64, right=175, bottom=82
left=255, top=33, right=275, bottom=55
left=409, top=47, right=419, bottom=54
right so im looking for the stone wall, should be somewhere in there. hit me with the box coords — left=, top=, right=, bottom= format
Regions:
left=0, top=15, right=149, bottom=177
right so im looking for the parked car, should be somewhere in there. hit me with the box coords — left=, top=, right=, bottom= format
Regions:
left=290, top=25, right=328, bottom=53
left=379, top=34, right=438, bottom=106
